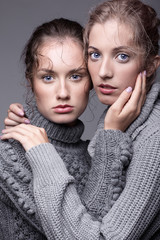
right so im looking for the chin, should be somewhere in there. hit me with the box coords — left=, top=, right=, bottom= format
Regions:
left=52, top=117, right=77, bottom=126
left=99, top=97, right=114, bottom=106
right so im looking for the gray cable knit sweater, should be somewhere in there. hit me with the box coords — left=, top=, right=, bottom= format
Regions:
left=0, top=101, right=132, bottom=239
left=25, top=81, right=160, bottom=240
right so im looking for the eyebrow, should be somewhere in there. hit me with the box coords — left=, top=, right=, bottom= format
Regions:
left=88, top=45, right=135, bottom=53
left=37, top=68, right=55, bottom=74
left=68, top=67, right=87, bottom=74
left=88, top=46, right=99, bottom=51
left=37, top=67, right=87, bottom=75
left=113, top=46, right=136, bottom=53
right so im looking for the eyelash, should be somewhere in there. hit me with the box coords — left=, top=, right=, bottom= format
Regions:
left=42, top=75, right=54, bottom=82
left=116, top=53, right=130, bottom=62
left=88, top=51, right=130, bottom=63
left=41, top=73, right=85, bottom=82
left=88, top=52, right=101, bottom=61
left=70, top=74, right=83, bottom=81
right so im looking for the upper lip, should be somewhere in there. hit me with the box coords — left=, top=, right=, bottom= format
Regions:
left=98, top=84, right=116, bottom=89
left=54, top=104, right=73, bottom=108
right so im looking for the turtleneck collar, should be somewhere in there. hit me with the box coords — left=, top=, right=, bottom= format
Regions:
left=96, top=81, right=160, bottom=136
left=24, top=103, right=84, bottom=144
left=126, top=81, right=160, bottom=136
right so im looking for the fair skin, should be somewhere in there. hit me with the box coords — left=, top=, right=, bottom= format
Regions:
left=88, top=19, right=145, bottom=106
left=87, top=19, right=147, bottom=130
left=33, top=39, right=91, bottom=125
left=1, top=34, right=146, bottom=150
left=0, top=38, right=90, bottom=150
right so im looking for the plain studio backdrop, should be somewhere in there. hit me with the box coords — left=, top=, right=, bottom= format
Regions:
left=1, top=0, right=160, bottom=140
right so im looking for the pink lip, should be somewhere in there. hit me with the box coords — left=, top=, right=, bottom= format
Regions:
left=98, top=84, right=117, bottom=94
left=53, top=105, right=73, bottom=113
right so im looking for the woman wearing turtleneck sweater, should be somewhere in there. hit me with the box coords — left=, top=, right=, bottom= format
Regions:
left=0, top=17, right=144, bottom=240
left=3, top=0, right=160, bottom=239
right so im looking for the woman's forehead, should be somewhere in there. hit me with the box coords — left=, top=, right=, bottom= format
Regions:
left=36, top=39, right=86, bottom=71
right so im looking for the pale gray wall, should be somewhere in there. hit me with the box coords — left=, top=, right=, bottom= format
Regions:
left=1, top=0, right=160, bottom=139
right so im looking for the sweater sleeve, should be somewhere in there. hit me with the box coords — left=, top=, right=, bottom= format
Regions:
left=100, top=126, right=160, bottom=239
left=25, top=128, right=132, bottom=240
left=26, top=143, right=102, bottom=240
left=81, top=129, right=132, bottom=219
left=25, top=124, right=160, bottom=239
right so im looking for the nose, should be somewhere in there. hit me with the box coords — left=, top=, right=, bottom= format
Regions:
left=56, top=80, right=70, bottom=100
left=99, top=58, right=113, bottom=80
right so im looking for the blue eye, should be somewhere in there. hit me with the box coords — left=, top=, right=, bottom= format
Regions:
left=117, top=54, right=129, bottom=62
left=89, top=52, right=101, bottom=60
left=70, top=74, right=81, bottom=81
left=43, top=75, right=53, bottom=82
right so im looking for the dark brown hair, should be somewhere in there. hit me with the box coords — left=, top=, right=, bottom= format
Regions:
left=84, top=0, right=160, bottom=90
left=22, top=18, right=84, bottom=86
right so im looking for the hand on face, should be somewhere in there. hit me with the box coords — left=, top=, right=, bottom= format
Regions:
left=104, top=71, right=146, bottom=131
left=1, top=124, right=49, bottom=152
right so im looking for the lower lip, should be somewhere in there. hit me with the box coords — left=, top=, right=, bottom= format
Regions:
left=53, top=107, right=73, bottom=113
left=99, top=87, right=116, bottom=94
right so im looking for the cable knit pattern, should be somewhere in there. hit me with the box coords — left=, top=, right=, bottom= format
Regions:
left=0, top=101, right=129, bottom=239
left=25, top=81, right=160, bottom=240
left=0, top=104, right=91, bottom=239
left=81, top=129, right=132, bottom=220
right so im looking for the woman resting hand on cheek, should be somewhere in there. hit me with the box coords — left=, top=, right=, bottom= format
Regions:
left=1, top=10, right=148, bottom=240
left=3, top=71, right=145, bottom=150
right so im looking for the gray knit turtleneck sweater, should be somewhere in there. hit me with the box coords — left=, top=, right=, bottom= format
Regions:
left=0, top=101, right=132, bottom=239
left=25, top=81, right=160, bottom=240
left=0, top=107, right=91, bottom=240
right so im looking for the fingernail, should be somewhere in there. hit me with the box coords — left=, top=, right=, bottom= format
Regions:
left=1, top=129, right=5, bottom=133
left=143, top=70, right=146, bottom=76
left=24, top=119, right=30, bottom=124
left=126, top=87, right=132, bottom=93
left=19, top=111, right=24, bottom=116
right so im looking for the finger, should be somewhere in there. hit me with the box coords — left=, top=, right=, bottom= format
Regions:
left=4, top=118, right=21, bottom=129
left=2, top=125, right=29, bottom=135
left=122, top=73, right=142, bottom=112
left=111, top=86, right=133, bottom=113
left=121, top=72, right=146, bottom=118
left=9, top=103, right=24, bottom=117
left=7, top=111, right=30, bottom=124
left=2, top=124, right=44, bottom=136
left=0, top=132, right=25, bottom=142
left=129, top=71, right=146, bottom=115
left=1, top=124, right=48, bottom=151
left=0, top=125, right=27, bottom=142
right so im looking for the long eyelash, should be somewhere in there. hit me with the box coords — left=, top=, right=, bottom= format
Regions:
left=70, top=74, right=81, bottom=80
left=117, top=53, right=130, bottom=61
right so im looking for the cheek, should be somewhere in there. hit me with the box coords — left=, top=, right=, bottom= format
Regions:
left=88, top=61, right=96, bottom=77
left=75, top=83, right=90, bottom=106
left=34, top=86, right=50, bottom=106
left=118, top=65, right=139, bottom=89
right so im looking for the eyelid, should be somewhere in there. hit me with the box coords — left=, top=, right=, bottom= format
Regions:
left=116, top=53, right=130, bottom=62
left=88, top=51, right=101, bottom=61
left=70, top=70, right=87, bottom=76
left=42, top=75, right=54, bottom=82
left=70, top=73, right=82, bottom=80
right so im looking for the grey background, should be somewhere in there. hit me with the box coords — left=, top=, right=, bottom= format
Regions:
left=1, top=0, right=160, bottom=140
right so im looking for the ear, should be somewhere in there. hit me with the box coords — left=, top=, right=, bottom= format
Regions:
left=146, top=55, right=160, bottom=77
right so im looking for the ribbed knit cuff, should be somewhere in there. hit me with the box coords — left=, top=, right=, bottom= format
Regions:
left=25, top=143, right=74, bottom=188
